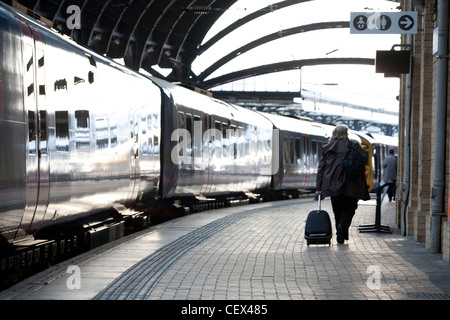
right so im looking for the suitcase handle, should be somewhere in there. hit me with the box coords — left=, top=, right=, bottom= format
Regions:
left=317, top=194, right=321, bottom=212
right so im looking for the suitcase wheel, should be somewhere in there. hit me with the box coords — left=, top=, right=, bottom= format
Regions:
left=306, top=239, right=331, bottom=246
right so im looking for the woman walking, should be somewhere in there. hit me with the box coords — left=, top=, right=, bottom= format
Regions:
left=315, top=126, right=370, bottom=244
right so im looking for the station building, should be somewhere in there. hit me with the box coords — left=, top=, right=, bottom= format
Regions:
left=396, top=0, right=450, bottom=262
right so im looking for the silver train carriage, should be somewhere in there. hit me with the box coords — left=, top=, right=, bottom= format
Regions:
left=0, top=3, right=276, bottom=246
left=0, top=2, right=370, bottom=250
left=0, top=4, right=162, bottom=245
left=151, top=77, right=274, bottom=203
left=258, top=113, right=331, bottom=197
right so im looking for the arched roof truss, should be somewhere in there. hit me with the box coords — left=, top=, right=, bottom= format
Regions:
left=196, top=21, right=350, bottom=83
left=200, top=57, right=375, bottom=89
left=9, top=0, right=385, bottom=89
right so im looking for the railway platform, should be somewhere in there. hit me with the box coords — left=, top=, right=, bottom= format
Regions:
left=1, top=197, right=450, bottom=302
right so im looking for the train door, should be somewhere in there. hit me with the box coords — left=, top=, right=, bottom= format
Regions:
left=126, top=110, right=140, bottom=207
left=303, top=135, right=311, bottom=186
left=17, top=25, right=50, bottom=239
left=201, top=114, right=213, bottom=194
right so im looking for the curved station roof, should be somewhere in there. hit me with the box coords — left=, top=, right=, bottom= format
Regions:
left=7, top=1, right=397, bottom=85
left=6, top=0, right=401, bottom=133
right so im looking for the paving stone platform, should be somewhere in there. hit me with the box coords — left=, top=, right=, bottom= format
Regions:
left=1, top=197, right=450, bottom=302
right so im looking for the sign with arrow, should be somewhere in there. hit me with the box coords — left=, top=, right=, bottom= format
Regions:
left=350, top=12, right=417, bottom=34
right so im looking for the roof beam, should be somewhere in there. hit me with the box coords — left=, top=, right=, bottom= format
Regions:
left=199, top=57, right=375, bottom=89
left=197, top=21, right=349, bottom=81
left=198, top=0, right=313, bottom=54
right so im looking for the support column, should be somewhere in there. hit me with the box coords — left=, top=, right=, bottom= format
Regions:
left=430, top=0, right=449, bottom=253
left=415, top=3, right=434, bottom=242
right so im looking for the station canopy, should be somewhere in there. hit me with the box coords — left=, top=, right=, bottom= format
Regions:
left=7, top=0, right=401, bottom=131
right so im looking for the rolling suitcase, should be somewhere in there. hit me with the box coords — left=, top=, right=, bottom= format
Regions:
left=305, top=195, right=332, bottom=246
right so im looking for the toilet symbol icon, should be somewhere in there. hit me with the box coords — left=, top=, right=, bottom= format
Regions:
left=353, top=15, right=368, bottom=31
left=376, top=15, right=391, bottom=31
left=380, top=16, right=387, bottom=29
left=357, top=17, right=366, bottom=29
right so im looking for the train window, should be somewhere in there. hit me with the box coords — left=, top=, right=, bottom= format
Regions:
left=153, top=113, right=159, bottom=129
left=37, top=50, right=45, bottom=96
left=75, top=110, right=89, bottom=127
left=28, top=111, right=36, bottom=154
left=283, top=137, right=289, bottom=164
left=222, top=123, right=228, bottom=137
left=214, top=120, right=221, bottom=138
left=26, top=56, right=33, bottom=72
left=215, top=121, right=221, bottom=132
left=141, top=111, right=147, bottom=135
left=142, top=141, right=148, bottom=155
left=194, top=115, right=203, bottom=137
left=134, top=116, right=139, bottom=144
left=295, top=138, right=301, bottom=164
left=177, top=112, right=186, bottom=157
left=244, top=128, right=249, bottom=157
left=230, top=125, right=237, bottom=159
left=153, top=135, right=159, bottom=154
left=312, top=140, right=318, bottom=165
left=27, top=84, right=34, bottom=96
left=110, top=116, right=118, bottom=148
left=95, top=116, right=109, bottom=150
left=129, top=113, right=134, bottom=139
left=318, top=142, right=324, bottom=161
left=75, top=110, right=90, bottom=152
left=303, top=136, right=310, bottom=166
left=194, top=115, right=201, bottom=158
left=186, top=114, right=192, bottom=132
left=147, top=114, right=152, bottom=131
left=186, top=114, right=193, bottom=157
left=39, top=110, right=48, bottom=154
left=54, top=79, right=68, bottom=91
left=204, top=114, right=210, bottom=131
left=24, top=44, right=34, bottom=99
left=289, top=137, right=294, bottom=164
left=88, top=71, right=94, bottom=84
left=86, top=53, right=97, bottom=67
left=236, top=126, right=244, bottom=157
left=222, top=122, right=228, bottom=157
left=203, top=114, right=210, bottom=134
left=55, top=111, right=69, bottom=152
left=147, top=138, right=153, bottom=155
left=373, top=147, right=380, bottom=180
left=128, top=113, right=139, bottom=143
left=178, top=112, right=185, bottom=129
left=214, top=121, right=222, bottom=158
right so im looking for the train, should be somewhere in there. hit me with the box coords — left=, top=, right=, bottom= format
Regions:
left=0, top=2, right=397, bottom=282
left=358, top=132, right=399, bottom=192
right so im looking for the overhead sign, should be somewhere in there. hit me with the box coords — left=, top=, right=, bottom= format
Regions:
left=350, top=12, right=417, bottom=34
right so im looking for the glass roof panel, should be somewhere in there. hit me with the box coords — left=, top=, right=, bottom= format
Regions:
left=193, top=0, right=401, bottom=75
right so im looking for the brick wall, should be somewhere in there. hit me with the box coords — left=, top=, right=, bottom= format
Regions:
left=444, top=222, right=450, bottom=263
left=398, top=0, right=450, bottom=260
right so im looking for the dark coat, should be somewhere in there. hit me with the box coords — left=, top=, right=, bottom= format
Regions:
left=316, top=139, right=370, bottom=201
left=382, top=154, right=398, bottom=182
